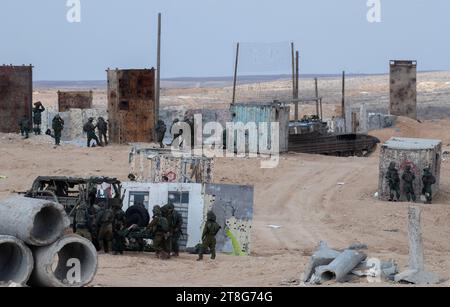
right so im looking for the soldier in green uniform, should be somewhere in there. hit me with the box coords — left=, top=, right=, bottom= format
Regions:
left=422, top=167, right=436, bottom=204
left=164, top=203, right=183, bottom=257
left=402, top=165, right=416, bottom=202
left=112, top=203, right=127, bottom=255
left=19, top=115, right=30, bottom=139
left=32, top=101, right=45, bottom=135
left=73, top=202, right=94, bottom=241
left=52, top=114, right=64, bottom=146
left=97, top=117, right=108, bottom=146
left=155, top=119, right=167, bottom=148
left=148, top=205, right=170, bottom=259
left=83, top=117, right=101, bottom=148
left=96, top=203, right=114, bottom=253
left=386, top=161, right=401, bottom=202
left=197, top=211, right=221, bottom=261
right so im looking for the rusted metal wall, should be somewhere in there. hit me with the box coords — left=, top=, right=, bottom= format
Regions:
left=58, top=91, right=93, bottom=112
left=0, top=65, right=33, bottom=133
left=107, top=69, right=156, bottom=144
left=390, top=60, right=417, bottom=120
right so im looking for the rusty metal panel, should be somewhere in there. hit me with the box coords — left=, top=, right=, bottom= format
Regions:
left=107, top=69, right=156, bottom=144
left=58, top=91, right=93, bottom=112
left=0, top=65, right=33, bottom=133
left=390, top=60, right=417, bottom=120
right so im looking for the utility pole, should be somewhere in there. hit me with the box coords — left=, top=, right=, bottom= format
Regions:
left=231, top=42, right=240, bottom=105
left=291, top=42, right=296, bottom=103
left=342, top=71, right=346, bottom=131
left=295, top=50, right=299, bottom=120
left=156, top=13, right=162, bottom=132
left=315, top=78, right=319, bottom=118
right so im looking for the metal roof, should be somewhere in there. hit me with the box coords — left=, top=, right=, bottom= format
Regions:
left=383, top=137, right=441, bottom=150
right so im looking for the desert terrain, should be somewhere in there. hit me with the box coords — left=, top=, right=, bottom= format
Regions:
left=1, top=71, right=450, bottom=287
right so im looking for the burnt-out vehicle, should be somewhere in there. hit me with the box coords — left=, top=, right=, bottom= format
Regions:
left=24, top=176, right=123, bottom=218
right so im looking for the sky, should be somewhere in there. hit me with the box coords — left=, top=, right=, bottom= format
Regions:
left=1, top=0, right=449, bottom=80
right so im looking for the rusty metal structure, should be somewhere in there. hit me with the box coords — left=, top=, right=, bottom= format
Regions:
left=0, top=65, right=33, bottom=133
left=57, top=90, right=93, bottom=112
left=107, top=69, right=156, bottom=144
left=390, top=60, right=417, bottom=120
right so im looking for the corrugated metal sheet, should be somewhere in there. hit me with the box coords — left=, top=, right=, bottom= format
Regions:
left=58, top=91, right=93, bottom=112
left=383, top=137, right=441, bottom=150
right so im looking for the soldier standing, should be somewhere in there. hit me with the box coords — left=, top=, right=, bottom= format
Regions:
left=83, top=117, right=101, bottom=148
left=96, top=203, right=114, bottom=254
left=51, top=114, right=64, bottom=146
left=32, top=101, right=45, bottom=135
left=386, top=162, right=401, bottom=202
left=155, top=119, right=167, bottom=148
left=112, top=204, right=127, bottom=255
left=148, top=206, right=170, bottom=259
left=97, top=117, right=108, bottom=146
left=73, top=202, right=94, bottom=241
left=402, top=165, right=416, bottom=202
left=422, top=167, right=436, bottom=204
left=170, top=118, right=182, bottom=146
left=18, top=115, right=30, bottom=139
left=197, top=211, right=221, bottom=261
left=165, top=204, right=183, bottom=257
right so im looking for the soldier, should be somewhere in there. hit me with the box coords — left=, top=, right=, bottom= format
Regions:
left=155, top=119, right=167, bottom=148
left=18, top=115, right=30, bottom=139
left=165, top=203, right=183, bottom=257
left=112, top=203, right=127, bottom=255
left=170, top=118, right=181, bottom=146
left=73, top=202, right=94, bottom=241
left=197, top=211, right=221, bottom=261
left=96, top=203, right=114, bottom=254
left=83, top=117, right=101, bottom=148
left=148, top=205, right=170, bottom=259
left=402, top=165, right=416, bottom=202
left=386, top=162, right=401, bottom=202
left=52, top=114, right=64, bottom=146
left=97, top=117, right=108, bottom=146
left=422, top=167, right=436, bottom=204
left=32, top=101, right=45, bottom=135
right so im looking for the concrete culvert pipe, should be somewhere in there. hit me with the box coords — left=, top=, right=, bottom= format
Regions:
left=0, top=236, right=34, bottom=285
left=0, top=196, right=69, bottom=246
left=30, top=235, right=98, bottom=287
left=316, top=250, right=366, bottom=283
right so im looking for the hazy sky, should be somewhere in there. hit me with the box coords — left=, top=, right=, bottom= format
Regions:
left=1, top=0, right=449, bottom=80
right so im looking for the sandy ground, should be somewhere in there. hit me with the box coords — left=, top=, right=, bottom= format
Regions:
left=1, top=72, right=450, bottom=287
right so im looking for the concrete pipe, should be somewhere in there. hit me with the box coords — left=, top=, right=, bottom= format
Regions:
left=0, top=236, right=34, bottom=285
left=0, top=196, right=69, bottom=246
left=30, top=235, right=98, bottom=287
left=316, top=249, right=366, bottom=283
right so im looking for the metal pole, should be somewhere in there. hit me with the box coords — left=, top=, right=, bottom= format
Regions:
left=232, top=43, right=240, bottom=105
left=156, top=13, right=162, bottom=137
left=295, top=50, right=299, bottom=120
left=320, top=98, right=323, bottom=121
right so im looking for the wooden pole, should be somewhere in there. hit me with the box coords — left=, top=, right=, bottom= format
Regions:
left=342, top=71, right=346, bottom=130
left=295, top=50, right=299, bottom=120
left=291, top=42, right=296, bottom=103
left=155, top=13, right=162, bottom=135
left=315, top=78, right=319, bottom=118
left=320, top=98, right=323, bottom=121
left=231, top=42, right=240, bottom=105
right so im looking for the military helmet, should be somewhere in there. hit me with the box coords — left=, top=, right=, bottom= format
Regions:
left=88, top=117, right=94, bottom=122
left=152, top=205, right=162, bottom=216
left=405, top=165, right=412, bottom=171
left=207, top=211, right=216, bottom=222
left=389, top=162, right=396, bottom=169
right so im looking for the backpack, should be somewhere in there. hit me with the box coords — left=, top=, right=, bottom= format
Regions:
left=83, top=123, right=90, bottom=133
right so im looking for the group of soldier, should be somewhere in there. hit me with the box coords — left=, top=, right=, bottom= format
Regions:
left=74, top=195, right=221, bottom=261
left=18, top=101, right=46, bottom=139
left=386, top=162, right=437, bottom=204
left=154, top=114, right=196, bottom=149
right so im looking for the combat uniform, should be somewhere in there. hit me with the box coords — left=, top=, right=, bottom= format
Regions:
left=164, top=204, right=183, bottom=256
left=198, top=211, right=221, bottom=261
left=96, top=205, right=114, bottom=253
left=155, top=120, right=167, bottom=148
left=386, top=162, right=400, bottom=201
left=52, top=115, right=64, bottom=146
left=32, top=102, right=45, bottom=135
left=84, top=118, right=101, bottom=148
left=148, top=206, right=170, bottom=259
left=74, top=203, right=93, bottom=241
left=402, top=166, right=416, bottom=202
left=19, top=116, right=30, bottom=139
left=112, top=207, right=127, bottom=255
left=97, top=117, right=108, bottom=146
left=422, top=168, right=436, bottom=204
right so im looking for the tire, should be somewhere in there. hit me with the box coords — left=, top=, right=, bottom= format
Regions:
left=125, top=205, right=150, bottom=228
